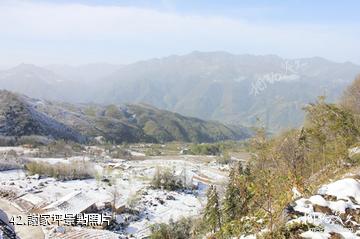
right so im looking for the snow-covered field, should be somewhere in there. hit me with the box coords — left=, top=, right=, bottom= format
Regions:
left=0, top=146, right=228, bottom=238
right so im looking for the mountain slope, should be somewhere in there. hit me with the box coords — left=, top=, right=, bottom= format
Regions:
left=125, top=104, right=249, bottom=142
left=0, top=64, right=63, bottom=100
left=32, top=101, right=250, bottom=143
left=0, top=91, right=87, bottom=143
left=1, top=52, right=359, bottom=131
left=45, top=63, right=121, bottom=83
left=0, top=91, right=249, bottom=144
left=97, top=52, right=360, bottom=131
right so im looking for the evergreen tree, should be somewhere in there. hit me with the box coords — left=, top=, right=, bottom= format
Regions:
left=204, top=185, right=221, bottom=233
left=244, top=165, right=251, bottom=177
left=223, top=163, right=253, bottom=224
left=237, top=161, right=244, bottom=175
left=223, top=167, right=240, bottom=223
left=237, top=162, right=251, bottom=177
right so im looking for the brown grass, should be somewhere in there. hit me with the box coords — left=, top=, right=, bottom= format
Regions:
left=25, top=160, right=95, bottom=181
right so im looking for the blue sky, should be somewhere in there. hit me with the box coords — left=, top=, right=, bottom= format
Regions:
left=23, top=0, right=360, bottom=24
left=1, top=0, right=360, bottom=66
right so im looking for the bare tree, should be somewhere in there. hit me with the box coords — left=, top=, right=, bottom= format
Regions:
left=341, top=75, right=360, bottom=114
left=110, top=182, right=120, bottom=219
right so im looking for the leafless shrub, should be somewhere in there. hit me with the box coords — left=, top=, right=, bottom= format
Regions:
left=25, top=160, right=95, bottom=180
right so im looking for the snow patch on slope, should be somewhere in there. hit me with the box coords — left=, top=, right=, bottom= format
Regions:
left=288, top=177, right=360, bottom=238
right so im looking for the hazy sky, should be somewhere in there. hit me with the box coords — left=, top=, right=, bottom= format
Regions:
left=1, top=0, right=360, bottom=66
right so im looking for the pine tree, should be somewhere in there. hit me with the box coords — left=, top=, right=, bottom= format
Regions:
left=204, top=185, right=221, bottom=233
left=236, top=162, right=244, bottom=175
left=236, top=173, right=253, bottom=217
left=223, top=163, right=253, bottom=224
left=243, top=164, right=251, bottom=177
left=223, top=167, right=240, bottom=222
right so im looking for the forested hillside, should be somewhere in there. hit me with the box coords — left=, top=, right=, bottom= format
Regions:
left=0, top=90, right=249, bottom=144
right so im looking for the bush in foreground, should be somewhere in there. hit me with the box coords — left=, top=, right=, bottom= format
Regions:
left=150, top=218, right=193, bottom=239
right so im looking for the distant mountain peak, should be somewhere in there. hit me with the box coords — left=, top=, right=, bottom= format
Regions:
left=0, top=52, right=359, bottom=132
left=12, top=63, right=48, bottom=72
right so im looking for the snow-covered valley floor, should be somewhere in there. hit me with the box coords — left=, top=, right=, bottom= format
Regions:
left=0, top=147, right=229, bottom=238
